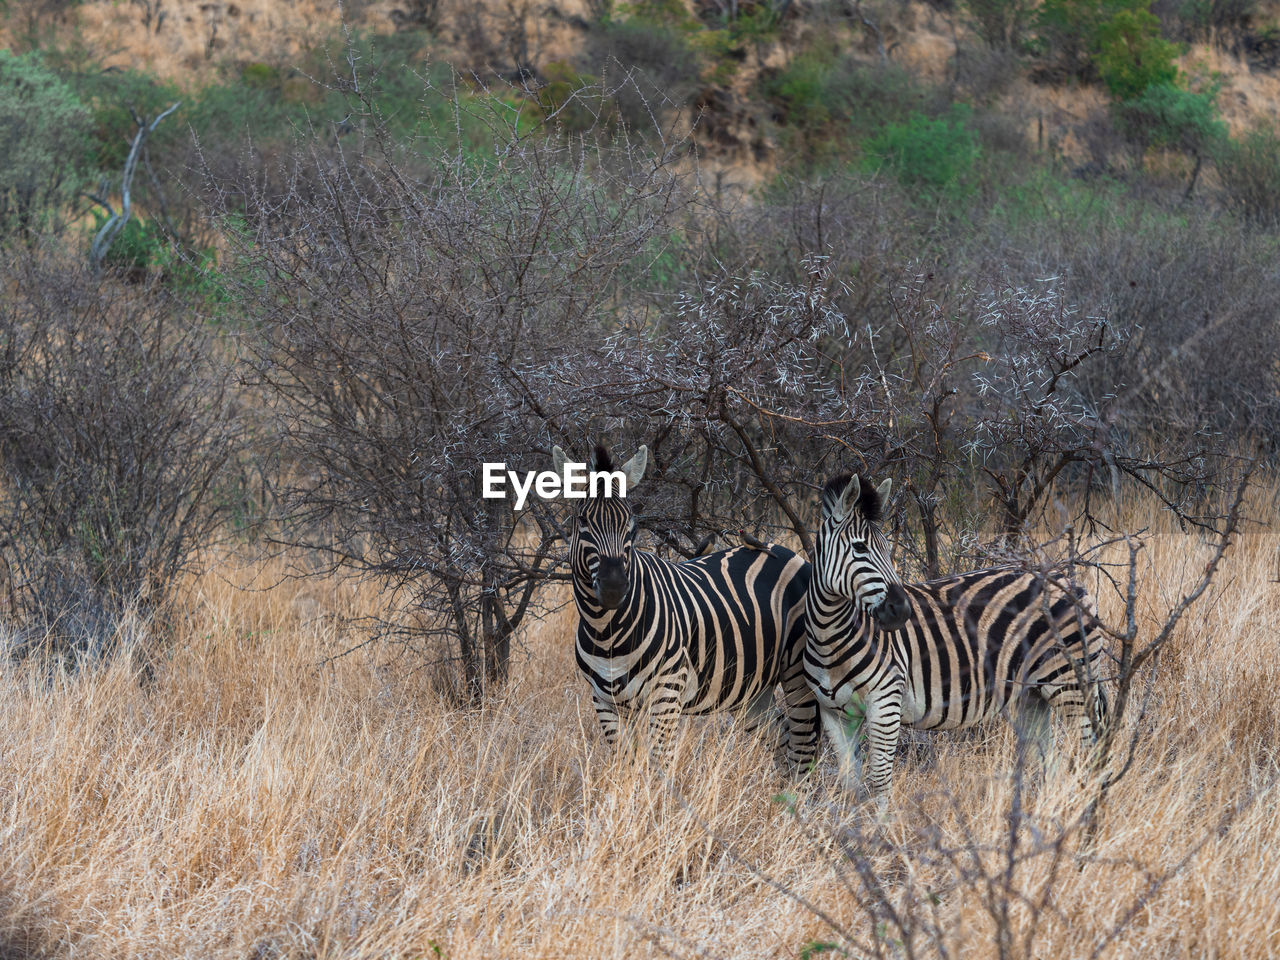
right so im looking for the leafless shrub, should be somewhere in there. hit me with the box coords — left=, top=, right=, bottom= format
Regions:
left=1003, top=208, right=1280, bottom=446
left=962, top=0, right=1037, bottom=50
left=0, top=252, right=239, bottom=662
left=578, top=261, right=873, bottom=558
left=952, top=43, right=1023, bottom=104
left=199, top=51, right=1241, bottom=699
left=207, top=75, right=695, bottom=700
left=1154, top=0, right=1256, bottom=45
left=584, top=19, right=705, bottom=132
left=388, top=0, right=443, bottom=32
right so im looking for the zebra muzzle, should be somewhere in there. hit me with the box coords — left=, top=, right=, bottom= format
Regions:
left=594, top=558, right=629, bottom=609
left=873, top=583, right=910, bottom=631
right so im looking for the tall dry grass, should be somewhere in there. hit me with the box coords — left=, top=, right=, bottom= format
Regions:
left=0, top=487, right=1278, bottom=959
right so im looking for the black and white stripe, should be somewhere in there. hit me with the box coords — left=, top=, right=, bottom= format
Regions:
left=556, top=444, right=819, bottom=765
left=805, top=473, right=1109, bottom=795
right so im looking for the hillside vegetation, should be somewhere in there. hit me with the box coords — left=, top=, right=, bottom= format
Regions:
left=1, top=0, right=1279, bottom=956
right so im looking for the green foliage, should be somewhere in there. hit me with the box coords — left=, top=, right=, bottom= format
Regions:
left=537, top=60, right=606, bottom=133
left=700, top=2, right=785, bottom=76
left=841, top=697, right=868, bottom=742
left=1036, top=0, right=1162, bottom=80
left=866, top=104, right=980, bottom=193
left=799, top=942, right=848, bottom=959
left=727, top=3, right=784, bottom=45
left=618, top=0, right=701, bottom=30
left=1096, top=8, right=1181, bottom=99
left=0, top=49, right=92, bottom=240
left=87, top=209, right=232, bottom=301
left=765, top=49, right=838, bottom=129
left=64, top=66, right=182, bottom=170
left=240, top=62, right=280, bottom=90
left=1035, top=0, right=1180, bottom=100
left=1215, top=121, right=1280, bottom=225
left=988, top=166, right=1130, bottom=233
left=1115, top=81, right=1224, bottom=154
left=187, top=73, right=296, bottom=148
left=93, top=212, right=165, bottom=280
left=763, top=50, right=931, bottom=161
left=1036, top=0, right=1116, bottom=72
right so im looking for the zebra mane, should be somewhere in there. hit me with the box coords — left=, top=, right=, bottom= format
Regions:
left=592, top=444, right=614, bottom=472
left=823, top=473, right=883, bottom=523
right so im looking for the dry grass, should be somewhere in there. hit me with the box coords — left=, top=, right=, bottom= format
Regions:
left=1, top=489, right=1278, bottom=959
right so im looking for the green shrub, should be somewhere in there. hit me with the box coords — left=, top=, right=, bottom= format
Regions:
left=765, top=50, right=837, bottom=129
left=538, top=60, right=607, bottom=133
left=1115, top=80, right=1224, bottom=153
left=763, top=52, right=931, bottom=160
left=0, top=49, right=92, bottom=240
left=619, top=0, right=700, bottom=29
left=1036, top=0, right=1171, bottom=83
left=65, top=66, right=182, bottom=170
left=187, top=75, right=295, bottom=148
left=1096, top=8, right=1181, bottom=98
left=866, top=104, right=980, bottom=193
left=240, top=62, right=281, bottom=91
left=1037, top=0, right=1119, bottom=76
left=90, top=211, right=165, bottom=281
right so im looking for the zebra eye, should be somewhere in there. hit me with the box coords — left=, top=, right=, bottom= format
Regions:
left=851, top=541, right=870, bottom=556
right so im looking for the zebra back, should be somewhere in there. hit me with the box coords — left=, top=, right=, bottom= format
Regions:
left=883, top=568, right=1107, bottom=729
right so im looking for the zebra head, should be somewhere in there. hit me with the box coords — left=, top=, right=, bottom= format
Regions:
left=815, top=473, right=910, bottom=631
left=552, top=443, right=648, bottom=611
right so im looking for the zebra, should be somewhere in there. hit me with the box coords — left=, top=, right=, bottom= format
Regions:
left=805, top=472, right=1109, bottom=797
left=553, top=443, right=819, bottom=766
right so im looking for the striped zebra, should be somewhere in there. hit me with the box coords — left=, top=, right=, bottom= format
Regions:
left=805, top=472, right=1109, bottom=796
left=554, top=444, right=819, bottom=766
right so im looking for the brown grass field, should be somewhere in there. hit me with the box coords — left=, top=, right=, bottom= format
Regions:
left=1, top=486, right=1278, bottom=959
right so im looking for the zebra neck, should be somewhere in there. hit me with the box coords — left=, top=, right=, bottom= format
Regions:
left=809, top=584, right=874, bottom=650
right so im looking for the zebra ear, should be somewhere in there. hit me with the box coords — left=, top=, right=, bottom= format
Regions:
left=876, top=477, right=892, bottom=504
left=552, top=445, right=568, bottom=475
left=822, top=474, right=860, bottom=522
left=620, top=445, right=648, bottom=489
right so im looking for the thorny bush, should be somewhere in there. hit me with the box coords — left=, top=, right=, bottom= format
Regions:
left=0, top=251, right=239, bottom=662
left=207, top=68, right=1237, bottom=696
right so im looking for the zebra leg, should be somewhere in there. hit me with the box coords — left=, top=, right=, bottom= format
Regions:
left=643, top=680, right=686, bottom=763
left=862, top=685, right=904, bottom=799
left=1086, top=680, right=1110, bottom=774
left=591, top=692, right=625, bottom=749
left=741, top=687, right=780, bottom=733
left=819, top=705, right=864, bottom=792
left=779, top=665, right=820, bottom=769
left=1014, top=695, right=1056, bottom=778
left=1034, top=674, right=1110, bottom=784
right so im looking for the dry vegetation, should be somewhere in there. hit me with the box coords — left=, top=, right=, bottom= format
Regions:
left=4, top=1, right=1280, bottom=956
left=1, top=484, right=1276, bottom=959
